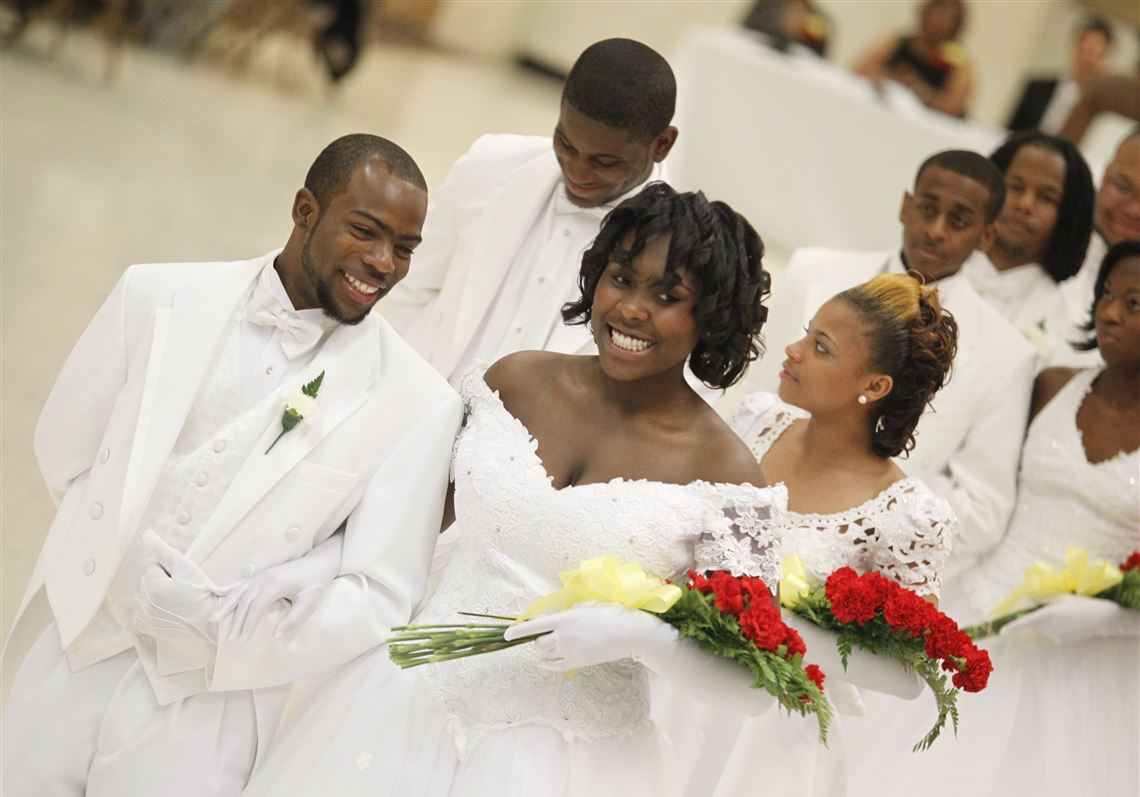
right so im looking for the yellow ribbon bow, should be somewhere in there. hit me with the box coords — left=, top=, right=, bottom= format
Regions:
left=519, top=555, right=682, bottom=620
left=779, top=553, right=813, bottom=610
left=990, top=548, right=1124, bottom=617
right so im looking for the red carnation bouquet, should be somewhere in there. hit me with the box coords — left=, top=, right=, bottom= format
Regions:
left=389, top=556, right=832, bottom=742
left=663, top=570, right=832, bottom=742
left=786, top=565, right=991, bottom=751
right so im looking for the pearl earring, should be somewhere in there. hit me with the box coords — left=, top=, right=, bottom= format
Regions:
left=857, top=395, right=868, bottom=405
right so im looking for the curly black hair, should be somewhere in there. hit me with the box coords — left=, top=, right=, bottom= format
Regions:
left=561, top=182, right=770, bottom=389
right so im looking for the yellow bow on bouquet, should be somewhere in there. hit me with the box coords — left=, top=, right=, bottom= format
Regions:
left=990, top=548, right=1124, bottom=617
left=519, top=555, right=682, bottom=620
left=779, top=554, right=813, bottom=610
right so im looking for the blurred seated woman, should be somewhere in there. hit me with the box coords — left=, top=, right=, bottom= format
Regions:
left=855, top=0, right=973, bottom=118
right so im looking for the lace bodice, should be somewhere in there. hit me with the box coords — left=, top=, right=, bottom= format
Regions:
left=964, top=368, right=1140, bottom=615
left=730, top=392, right=955, bottom=598
left=418, top=367, right=786, bottom=756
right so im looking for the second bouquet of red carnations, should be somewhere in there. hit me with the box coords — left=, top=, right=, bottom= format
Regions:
left=388, top=555, right=833, bottom=741
left=782, top=558, right=992, bottom=750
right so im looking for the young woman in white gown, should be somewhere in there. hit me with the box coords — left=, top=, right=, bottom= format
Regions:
left=847, top=240, right=1140, bottom=797
left=239, top=183, right=789, bottom=797
left=665, top=273, right=961, bottom=797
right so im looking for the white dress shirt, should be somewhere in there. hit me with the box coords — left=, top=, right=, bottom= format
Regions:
left=962, top=251, right=1070, bottom=361
left=452, top=164, right=664, bottom=377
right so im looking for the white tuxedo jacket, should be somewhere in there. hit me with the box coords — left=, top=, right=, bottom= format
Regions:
left=383, top=134, right=592, bottom=379
left=7, top=252, right=461, bottom=745
left=745, top=248, right=1036, bottom=576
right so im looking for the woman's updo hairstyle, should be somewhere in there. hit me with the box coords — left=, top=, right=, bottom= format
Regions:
left=836, top=273, right=959, bottom=458
left=562, top=182, right=771, bottom=389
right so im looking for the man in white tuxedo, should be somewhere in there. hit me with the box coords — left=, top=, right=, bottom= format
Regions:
left=961, top=130, right=1095, bottom=362
left=747, top=150, right=1035, bottom=578
left=383, top=38, right=678, bottom=384
left=1, top=134, right=462, bottom=795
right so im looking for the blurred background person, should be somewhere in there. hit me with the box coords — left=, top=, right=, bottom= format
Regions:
left=1060, top=128, right=1140, bottom=356
left=855, top=0, right=973, bottom=118
left=1006, top=16, right=1114, bottom=134
left=740, top=0, right=829, bottom=57
left=964, top=130, right=1094, bottom=360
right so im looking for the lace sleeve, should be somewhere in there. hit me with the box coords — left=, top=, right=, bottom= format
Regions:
left=728, top=392, right=804, bottom=464
left=872, top=483, right=956, bottom=599
left=693, top=484, right=787, bottom=586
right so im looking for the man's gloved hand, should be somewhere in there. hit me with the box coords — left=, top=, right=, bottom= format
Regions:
left=133, top=529, right=227, bottom=644
left=212, top=532, right=344, bottom=643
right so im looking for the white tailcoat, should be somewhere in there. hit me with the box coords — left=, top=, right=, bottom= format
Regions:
left=5, top=252, right=462, bottom=759
left=744, top=248, right=1036, bottom=577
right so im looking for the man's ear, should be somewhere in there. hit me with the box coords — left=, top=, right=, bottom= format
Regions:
left=864, top=373, right=894, bottom=404
left=292, top=188, right=319, bottom=230
left=976, top=221, right=998, bottom=253
left=899, top=191, right=913, bottom=224
left=651, top=126, right=679, bottom=162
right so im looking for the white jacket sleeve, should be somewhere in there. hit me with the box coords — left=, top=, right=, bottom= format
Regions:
left=928, top=343, right=1035, bottom=576
left=381, top=143, right=472, bottom=338
left=209, top=393, right=462, bottom=690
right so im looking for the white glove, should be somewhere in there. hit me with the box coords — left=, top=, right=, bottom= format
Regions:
left=134, top=531, right=228, bottom=644
left=504, top=602, right=774, bottom=716
left=783, top=611, right=924, bottom=700
left=1000, top=594, right=1139, bottom=646
left=212, top=531, right=344, bottom=642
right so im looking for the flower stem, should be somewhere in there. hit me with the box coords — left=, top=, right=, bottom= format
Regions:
left=265, top=429, right=287, bottom=454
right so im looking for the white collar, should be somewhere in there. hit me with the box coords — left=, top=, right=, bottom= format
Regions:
left=260, top=259, right=339, bottom=333
left=551, top=159, right=667, bottom=219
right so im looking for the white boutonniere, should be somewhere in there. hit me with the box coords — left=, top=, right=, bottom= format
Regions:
left=266, top=371, right=324, bottom=454
left=1021, top=319, right=1055, bottom=360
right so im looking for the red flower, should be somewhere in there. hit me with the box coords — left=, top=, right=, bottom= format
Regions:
left=924, top=615, right=972, bottom=663
left=688, top=570, right=712, bottom=594
left=1121, top=552, right=1140, bottom=572
left=739, top=575, right=772, bottom=603
left=805, top=663, right=826, bottom=691
left=883, top=589, right=937, bottom=637
left=740, top=603, right=786, bottom=652
left=709, top=571, right=745, bottom=615
left=783, top=627, right=807, bottom=657
left=952, top=648, right=993, bottom=693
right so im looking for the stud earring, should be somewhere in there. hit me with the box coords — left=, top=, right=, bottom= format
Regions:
left=857, top=395, right=868, bottom=405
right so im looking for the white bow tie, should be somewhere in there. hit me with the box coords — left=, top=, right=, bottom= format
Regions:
left=246, top=290, right=324, bottom=359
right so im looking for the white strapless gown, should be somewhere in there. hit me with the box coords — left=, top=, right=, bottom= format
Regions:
left=241, top=367, right=785, bottom=797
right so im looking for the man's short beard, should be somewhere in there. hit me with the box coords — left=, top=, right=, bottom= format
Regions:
left=301, top=230, right=368, bottom=326
left=991, top=233, right=1037, bottom=264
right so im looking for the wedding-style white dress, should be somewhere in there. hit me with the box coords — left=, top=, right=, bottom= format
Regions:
left=241, top=367, right=786, bottom=797
left=848, top=366, right=1140, bottom=797
left=660, top=392, right=956, bottom=797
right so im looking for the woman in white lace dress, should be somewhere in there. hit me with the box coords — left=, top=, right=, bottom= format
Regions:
left=240, top=184, right=789, bottom=796
left=665, top=273, right=961, bottom=797
left=850, top=240, right=1140, bottom=797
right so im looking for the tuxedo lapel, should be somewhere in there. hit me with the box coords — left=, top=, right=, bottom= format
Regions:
left=449, top=154, right=563, bottom=360
left=187, top=312, right=379, bottom=561
left=117, top=258, right=264, bottom=546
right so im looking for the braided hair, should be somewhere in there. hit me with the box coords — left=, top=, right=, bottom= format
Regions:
left=562, top=182, right=770, bottom=389
left=836, top=274, right=959, bottom=458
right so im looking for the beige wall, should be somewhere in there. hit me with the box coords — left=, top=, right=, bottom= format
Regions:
left=431, top=0, right=1138, bottom=128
